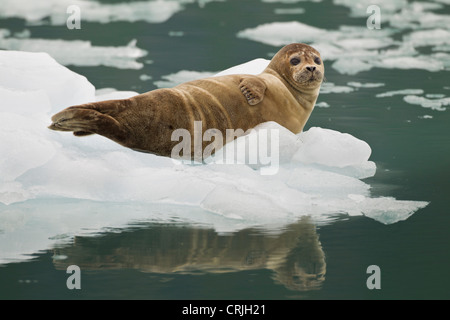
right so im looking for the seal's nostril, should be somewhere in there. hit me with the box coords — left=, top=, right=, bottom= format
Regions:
left=306, top=66, right=316, bottom=72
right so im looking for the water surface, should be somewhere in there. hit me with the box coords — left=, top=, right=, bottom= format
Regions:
left=0, top=0, right=449, bottom=300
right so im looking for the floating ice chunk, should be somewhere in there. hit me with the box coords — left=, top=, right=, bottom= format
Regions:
left=95, top=88, right=139, bottom=101
left=403, top=95, right=449, bottom=111
left=382, top=42, right=419, bottom=58
left=406, top=29, right=450, bottom=47
left=0, top=181, right=31, bottom=205
left=214, top=59, right=270, bottom=76
left=201, top=185, right=285, bottom=221
left=0, top=50, right=95, bottom=111
left=0, top=33, right=148, bottom=70
left=168, top=31, right=185, bottom=37
left=431, top=52, right=450, bottom=69
left=139, top=74, right=153, bottom=81
left=274, top=8, right=305, bottom=15
left=319, top=160, right=376, bottom=180
left=0, top=51, right=429, bottom=236
left=286, top=166, right=371, bottom=198
left=0, top=50, right=433, bottom=264
left=208, top=122, right=298, bottom=173
left=347, top=82, right=385, bottom=88
left=337, top=25, right=398, bottom=41
left=333, top=0, right=407, bottom=18
left=0, top=86, right=51, bottom=118
left=234, top=13, right=450, bottom=76
left=262, top=0, right=321, bottom=3
left=154, top=59, right=271, bottom=89
left=376, top=89, right=424, bottom=98
left=311, top=42, right=346, bottom=61
left=320, top=82, right=355, bottom=94
left=338, top=38, right=396, bottom=50
left=154, top=70, right=217, bottom=88
left=0, top=113, right=56, bottom=183
left=237, top=21, right=327, bottom=47
left=0, top=0, right=182, bottom=25
left=374, top=56, right=444, bottom=72
left=293, top=127, right=372, bottom=168
left=73, top=0, right=183, bottom=24
left=351, top=196, right=429, bottom=224
left=425, top=94, right=446, bottom=99
left=390, top=6, right=450, bottom=30
left=332, top=58, right=373, bottom=75
left=433, top=44, right=450, bottom=52
left=315, top=102, right=330, bottom=108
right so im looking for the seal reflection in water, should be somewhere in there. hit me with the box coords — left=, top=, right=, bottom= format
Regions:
left=53, top=217, right=326, bottom=292
left=49, top=43, right=324, bottom=159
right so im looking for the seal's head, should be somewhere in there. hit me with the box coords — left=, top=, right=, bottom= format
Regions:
left=267, top=43, right=324, bottom=92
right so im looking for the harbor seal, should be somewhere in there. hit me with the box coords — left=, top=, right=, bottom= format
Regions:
left=49, top=43, right=324, bottom=159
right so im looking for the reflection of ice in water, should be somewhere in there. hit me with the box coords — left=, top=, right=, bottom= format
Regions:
left=0, top=50, right=428, bottom=264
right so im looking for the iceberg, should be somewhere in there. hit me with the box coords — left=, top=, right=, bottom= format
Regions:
left=0, top=50, right=429, bottom=263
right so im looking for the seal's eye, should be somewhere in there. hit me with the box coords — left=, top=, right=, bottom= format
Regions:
left=290, top=58, right=301, bottom=66
left=314, top=57, right=321, bottom=65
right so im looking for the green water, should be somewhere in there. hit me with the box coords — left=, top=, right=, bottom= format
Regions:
left=1, top=0, right=449, bottom=300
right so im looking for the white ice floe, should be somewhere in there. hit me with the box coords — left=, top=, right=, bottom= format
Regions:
left=214, top=58, right=270, bottom=77
left=315, top=102, right=330, bottom=108
left=95, top=88, right=139, bottom=101
left=331, top=58, right=374, bottom=75
left=237, top=21, right=328, bottom=47
left=347, top=82, right=385, bottom=88
left=320, top=82, right=355, bottom=94
left=153, top=59, right=273, bottom=88
left=236, top=1, right=450, bottom=75
left=376, top=89, right=424, bottom=98
left=333, top=0, right=408, bottom=19
left=154, top=70, right=217, bottom=88
left=375, top=89, right=449, bottom=111
left=406, top=29, right=450, bottom=47
left=0, top=50, right=429, bottom=263
left=0, top=0, right=220, bottom=25
left=403, top=95, right=450, bottom=111
left=262, top=0, right=323, bottom=3
left=0, top=50, right=95, bottom=110
left=274, top=8, right=306, bottom=15
left=0, top=30, right=147, bottom=69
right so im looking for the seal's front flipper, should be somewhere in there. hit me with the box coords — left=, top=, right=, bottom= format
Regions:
left=239, top=76, right=267, bottom=106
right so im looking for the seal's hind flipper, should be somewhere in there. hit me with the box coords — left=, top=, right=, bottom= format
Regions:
left=49, top=102, right=128, bottom=143
left=73, top=131, right=94, bottom=136
left=239, top=76, right=267, bottom=106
